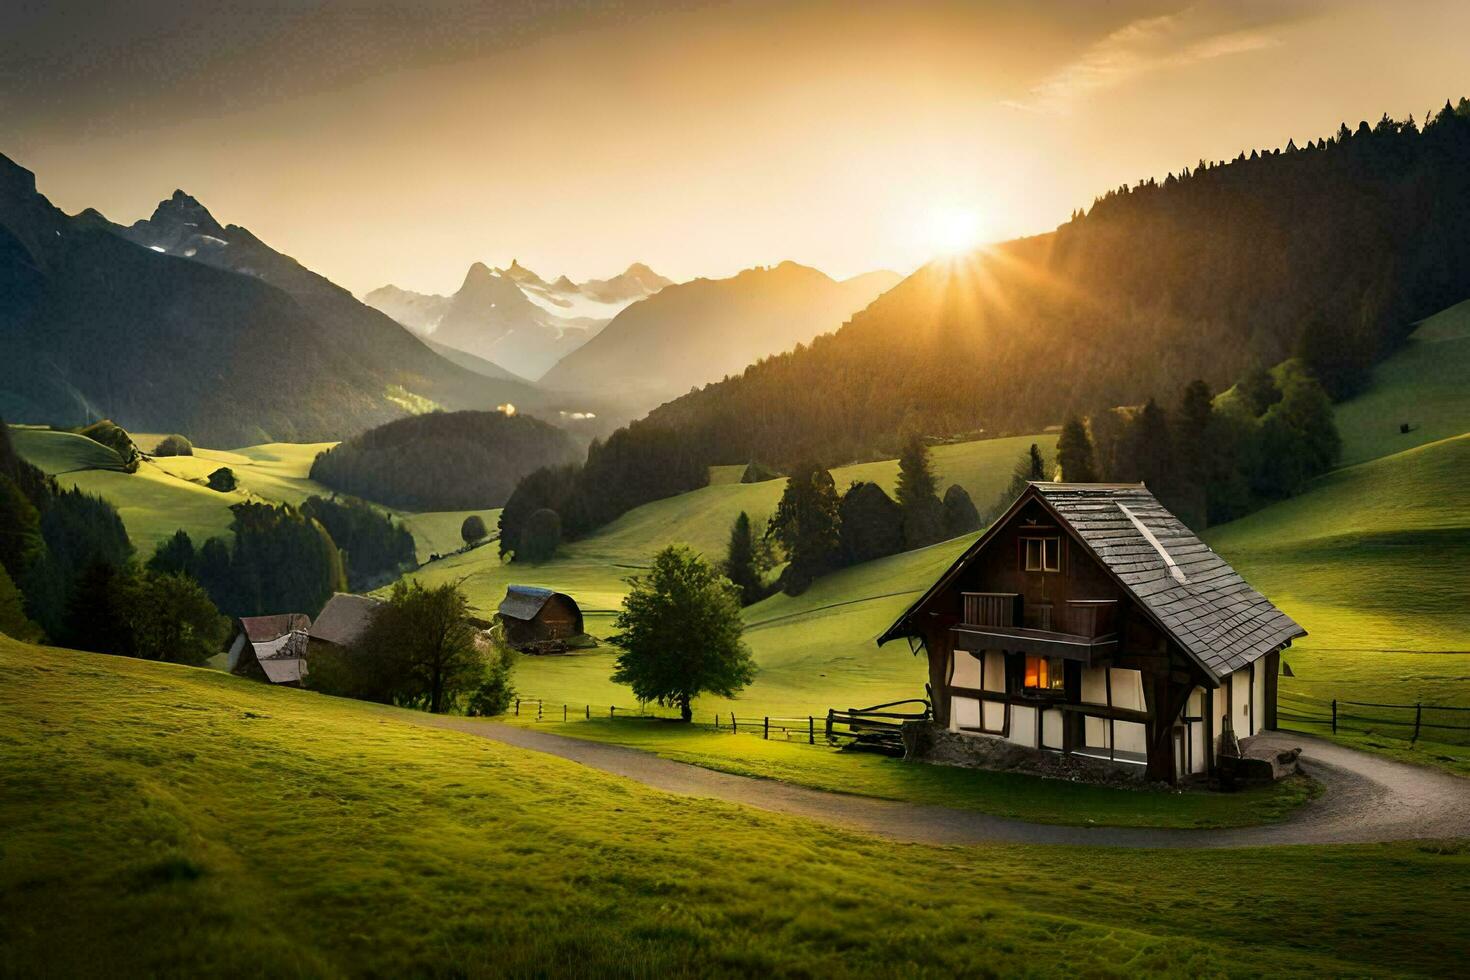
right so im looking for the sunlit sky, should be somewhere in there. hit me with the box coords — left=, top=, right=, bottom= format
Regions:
left=4, top=0, right=1469, bottom=295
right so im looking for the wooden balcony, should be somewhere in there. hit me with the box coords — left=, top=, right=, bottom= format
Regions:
left=957, top=594, right=1119, bottom=663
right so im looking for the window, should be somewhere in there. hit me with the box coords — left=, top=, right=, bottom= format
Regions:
left=1023, top=655, right=1065, bottom=692
left=1022, top=536, right=1061, bottom=572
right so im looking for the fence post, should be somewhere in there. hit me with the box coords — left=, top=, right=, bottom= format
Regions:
left=825, top=709, right=833, bottom=741
left=515, top=699, right=520, bottom=717
left=764, top=716, right=769, bottom=740
left=586, top=704, right=590, bottom=720
left=809, top=715, right=815, bottom=745
left=731, top=713, right=737, bottom=733
left=1413, top=702, right=1422, bottom=743
left=563, top=704, right=567, bottom=722
left=537, top=701, right=542, bottom=720
left=1331, top=699, right=1337, bottom=734
left=610, top=706, right=616, bottom=719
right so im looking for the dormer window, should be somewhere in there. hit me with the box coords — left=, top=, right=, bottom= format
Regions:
left=1022, top=536, right=1060, bottom=573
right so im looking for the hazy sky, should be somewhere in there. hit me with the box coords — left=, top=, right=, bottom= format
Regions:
left=5, top=0, right=1469, bottom=295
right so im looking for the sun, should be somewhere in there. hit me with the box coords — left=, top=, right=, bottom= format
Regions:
left=923, top=206, right=986, bottom=256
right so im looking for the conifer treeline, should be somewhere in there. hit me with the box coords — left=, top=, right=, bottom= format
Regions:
left=643, top=101, right=1470, bottom=467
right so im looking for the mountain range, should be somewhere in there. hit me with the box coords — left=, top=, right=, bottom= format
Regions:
left=0, top=154, right=549, bottom=445
left=539, top=261, right=899, bottom=416
left=364, top=260, right=672, bottom=379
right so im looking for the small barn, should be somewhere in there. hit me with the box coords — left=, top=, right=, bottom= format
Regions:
left=307, top=593, right=382, bottom=654
left=228, top=613, right=312, bottom=685
left=879, top=482, right=1305, bottom=784
left=497, top=586, right=585, bottom=651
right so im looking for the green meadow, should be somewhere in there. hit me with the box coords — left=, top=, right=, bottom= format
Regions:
left=3, top=638, right=1465, bottom=978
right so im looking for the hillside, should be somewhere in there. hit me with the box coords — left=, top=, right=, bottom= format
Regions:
left=539, top=261, right=900, bottom=418
left=4, top=639, right=1461, bottom=976
left=646, top=107, right=1470, bottom=467
left=0, top=155, right=545, bottom=445
left=309, top=410, right=582, bottom=511
left=366, top=260, right=672, bottom=380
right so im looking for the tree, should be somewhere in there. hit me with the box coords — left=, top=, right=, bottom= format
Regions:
left=1055, top=416, right=1098, bottom=482
left=722, top=511, right=767, bottom=606
left=466, top=631, right=517, bottom=716
left=0, top=563, right=41, bottom=642
left=1116, top=399, right=1173, bottom=495
left=610, top=546, right=754, bottom=722
left=1238, top=365, right=1282, bottom=417
left=837, top=482, right=903, bottom=566
left=153, top=435, right=193, bottom=457
left=1254, top=374, right=1340, bottom=497
left=0, top=475, right=42, bottom=581
left=989, top=443, right=1050, bottom=520
left=350, top=580, right=483, bottom=713
left=149, top=529, right=198, bottom=578
left=520, top=508, right=562, bottom=562
left=108, top=569, right=229, bottom=666
left=767, top=462, right=841, bottom=594
left=942, top=484, right=981, bottom=537
left=460, top=514, right=488, bottom=547
left=895, top=434, right=943, bottom=549
left=207, top=467, right=237, bottom=492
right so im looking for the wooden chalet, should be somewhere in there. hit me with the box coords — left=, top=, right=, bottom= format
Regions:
left=878, top=483, right=1305, bottom=783
left=497, top=586, right=584, bottom=651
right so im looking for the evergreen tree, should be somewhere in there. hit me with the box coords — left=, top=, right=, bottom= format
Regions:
left=149, top=529, right=198, bottom=578
left=520, top=508, right=562, bottom=563
left=989, top=443, right=1050, bottom=520
left=1056, top=416, right=1098, bottom=482
left=895, top=434, right=943, bottom=549
left=0, top=563, right=41, bottom=642
left=0, top=475, right=42, bottom=581
left=722, top=511, right=766, bottom=606
left=767, top=462, right=842, bottom=594
left=1173, top=380, right=1216, bottom=527
left=610, top=545, right=754, bottom=722
left=109, top=569, right=229, bottom=666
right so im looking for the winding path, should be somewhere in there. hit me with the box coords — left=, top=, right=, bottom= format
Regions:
left=412, top=717, right=1470, bottom=847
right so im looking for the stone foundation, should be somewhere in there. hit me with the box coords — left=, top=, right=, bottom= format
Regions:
left=901, top=721, right=1150, bottom=787
left=1219, top=735, right=1302, bottom=786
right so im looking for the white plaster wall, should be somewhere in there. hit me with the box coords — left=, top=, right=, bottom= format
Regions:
left=951, top=695, right=980, bottom=731
left=1253, top=660, right=1268, bottom=731
left=1109, top=668, right=1145, bottom=711
left=983, top=651, right=1006, bottom=692
left=982, top=700, right=1006, bottom=731
left=1231, top=667, right=1253, bottom=737
left=1084, top=715, right=1110, bottom=750
left=226, top=633, right=247, bottom=670
left=952, top=651, right=981, bottom=688
left=1007, top=705, right=1037, bottom=748
left=1042, top=709, right=1064, bottom=749
left=1115, top=720, right=1147, bottom=758
left=1081, top=666, right=1108, bottom=705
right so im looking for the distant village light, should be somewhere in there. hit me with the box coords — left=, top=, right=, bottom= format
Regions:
left=498, top=403, right=517, bottom=416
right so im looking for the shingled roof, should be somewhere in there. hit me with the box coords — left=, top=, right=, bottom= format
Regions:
left=879, top=483, right=1304, bottom=681
left=238, top=613, right=311, bottom=643
left=498, top=585, right=568, bottom=622
left=308, top=593, right=382, bottom=648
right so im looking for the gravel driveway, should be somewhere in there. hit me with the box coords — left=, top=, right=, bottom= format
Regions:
left=413, top=717, right=1470, bottom=847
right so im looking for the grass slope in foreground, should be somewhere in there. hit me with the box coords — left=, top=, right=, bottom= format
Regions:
left=2, top=640, right=1465, bottom=978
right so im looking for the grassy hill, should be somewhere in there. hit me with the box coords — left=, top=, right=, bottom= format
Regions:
left=405, top=433, right=1055, bottom=716
left=2, top=638, right=1464, bottom=977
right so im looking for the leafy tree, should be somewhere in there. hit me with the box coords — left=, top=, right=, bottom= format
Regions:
left=610, top=545, right=754, bottom=722
left=1237, top=366, right=1282, bottom=417
left=207, top=467, right=237, bottom=492
left=722, top=511, right=768, bottom=606
left=520, top=508, right=562, bottom=563
left=466, top=634, right=517, bottom=717
left=767, top=462, right=841, bottom=594
left=1056, top=416, right=1098, bottom=482
left=460, top=514, right=488, bottom=547
left=76, top=420, right=140, bottom=472
left=1254, top=374, right=1340, bottom=497
left=895, top=434, right=943, bottom=549
left=326, top=580, right=484, bottom=713
left=153, top=435, right=192, bottom=457
left=108, top=569, right=229, bottom=666
left=0, top=475, right=42, bottom=581
left=837, top=481, right=903, bottom=565
left=942, top=484, right=981, bottom=538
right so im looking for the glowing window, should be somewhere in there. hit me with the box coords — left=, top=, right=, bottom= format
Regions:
left=1024, top=655, right=1065, bottom=692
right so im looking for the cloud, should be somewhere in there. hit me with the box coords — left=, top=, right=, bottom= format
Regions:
left=1006, top=4, right=1287, bottom=112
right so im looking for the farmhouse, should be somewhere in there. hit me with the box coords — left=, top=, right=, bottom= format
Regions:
left=228, top=613, right=312, bottom=685
left=307, top=593, right=382, bottom=654
left=497, top=586, right=584, bottom=652
left=879, top=483, right=1305, bottom=783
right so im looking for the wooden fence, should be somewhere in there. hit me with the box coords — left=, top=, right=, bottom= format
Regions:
left=512, top=697, right=825, bottom=744
left=1277, top=690, right=1470, bottom=746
